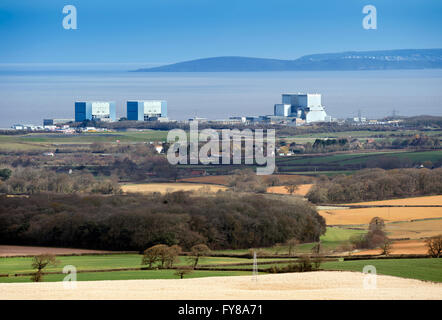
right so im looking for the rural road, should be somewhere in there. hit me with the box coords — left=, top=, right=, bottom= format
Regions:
left=1, top=271, right=441, bottom=300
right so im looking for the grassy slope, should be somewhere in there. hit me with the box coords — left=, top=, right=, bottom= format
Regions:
left=214, top=227, right=366, bottom=255
left=322, top=258, right=442, bottom=282
left=214, top=259, right=442, bottom=283
left=0, top=270, right=253, bottom=283
left=0, top=254, right=291, bottom=276
left=277, top=150, right=442, bottom=166
left=0, top=131, right=169, bottom=150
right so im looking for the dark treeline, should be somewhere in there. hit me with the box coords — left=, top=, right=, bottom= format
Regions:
left=401, top=116, right=442, bottom=128
left=0, top=167, right=121, bottom=195
left=307, top=168, right=442, bottom=203
left=0, top=192, right=325, bottom=251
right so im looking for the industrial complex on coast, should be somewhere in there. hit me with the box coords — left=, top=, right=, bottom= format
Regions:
left=11, top=93, right=397, bottom=131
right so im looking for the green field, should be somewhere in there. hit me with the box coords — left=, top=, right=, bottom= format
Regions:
left=276, top=150, right=442, bottom=175
left=2, top=258, right=440, bottom=283
left=213, top=227, right=366, bottom=255
left=0, top=269, right=253, bottom=283
left=0, top=254, right=292, bottom=278
left=322, top=258, right=442, bottom=282
left=209, top=258, right=442, bottom=282
left=0, top=131, right=169, bottom=150
left=282, top=129, right=442, bottom=141
left=277, top=150, right=442, bottom=166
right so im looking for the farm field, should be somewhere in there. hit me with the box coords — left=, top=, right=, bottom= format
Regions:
left=353, top=240, right=428, bottom=255
left=0, top=269, right=253, bottom=283
left=0, top=245, right=117, bottom=257
left=213, top=227, right=366, bottom=256
left=0, top=254, right=293, bottom=279
left=178, top=175, right=231, bottom=185
left=344, top=195, right=442, bottom=206
left=0, top=131, right=168, bottom=150
left=278, top=150, right=442, bottom=166
left=318, top=206, right=442, bottom=225
left=384, top=218, right=442, bottom=240
left=207, top=258, right=442, bottom=283
left=277, top=151, right=394, bottom=166
left=1, top=271, right=441, bottom=299
left=281, top=170, right=357, bottom=176
left=121, top=183, right=227, bottom=194
left=179, top=174, right=314, bottom=186
left=266, top=184, right=313, bottom=196
left=322, top=258, right=442, bottom=282
left=275, top=150, right=442, bottom=174
left=282, top=130, right=442, bottom=140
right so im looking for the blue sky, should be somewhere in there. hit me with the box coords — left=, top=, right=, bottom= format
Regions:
left=1, top=0, right=441, bottom=64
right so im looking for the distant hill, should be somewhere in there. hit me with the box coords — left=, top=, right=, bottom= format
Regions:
left=134, top=49, right=442, bottom=72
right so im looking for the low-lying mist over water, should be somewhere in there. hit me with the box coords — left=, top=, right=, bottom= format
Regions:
left=0, top=65, right=441, bottom=128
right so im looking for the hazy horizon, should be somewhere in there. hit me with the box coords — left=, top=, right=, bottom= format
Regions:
left=0, top=68, right=441, bottom=128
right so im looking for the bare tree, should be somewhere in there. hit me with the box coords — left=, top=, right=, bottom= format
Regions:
left=165, top=245, right=182, bottom=268
left=312, top=255, right=324, bottom=270
left=31, top=254, right=58, bottom=282
left=284, top=184, right=299, bottom=195
left=142, top=244, right=183, bottom=269
left=380, top=238, right=392, bottom=256
left=426, top=235, right=442, bottom=258
left=311, top=242, right=321, bottom=255
left=286, top=238, right=298, bottom=256
left=142, top=244, right=167, bottom=269
left=369, top=217, right=385, bottom=232
left=189, top=244, right=211, bottom=268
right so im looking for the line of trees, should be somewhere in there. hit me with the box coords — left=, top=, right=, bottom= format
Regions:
left=307, top=168, right=442, bottom=203
left=0, top=191, right=326, bottom=251
left=0, top=167, right=121, bottom=195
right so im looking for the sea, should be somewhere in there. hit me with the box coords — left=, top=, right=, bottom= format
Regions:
left=0, top=63, right=441, bottom=128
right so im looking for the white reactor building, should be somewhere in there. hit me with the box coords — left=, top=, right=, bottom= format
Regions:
left=274, top=93, right=329, bottom=123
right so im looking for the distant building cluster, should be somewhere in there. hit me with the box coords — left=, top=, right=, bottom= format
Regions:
left=11, top=91, right=404, bottom=131
left=273, top=93, right=331, bottom=124
left=73, top=100, right=168, bottom=123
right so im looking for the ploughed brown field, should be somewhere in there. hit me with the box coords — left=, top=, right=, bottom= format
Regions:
left=353, top=240, right=428, bottom=255
left=1, top=272, right=441, bottom=300
left=266, top=184, right=313, bottom=197
left=0, top=245, right=113, bottom=257
left=343, top=195, right=442, bottom=206
left=319, top=207, right=442, bottom=225
left=319, top=195, right=442, bottom=255
left=179, top=174, right=314, bottom=186
left=121, top=183, right=227, bottom=194
left=385, top=219, right=442, bottom=240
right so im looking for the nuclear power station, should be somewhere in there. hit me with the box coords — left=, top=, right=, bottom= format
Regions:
left=274, top=93, right=330, bottom=123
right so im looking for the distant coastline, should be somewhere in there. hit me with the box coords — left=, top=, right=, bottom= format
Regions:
left=133, top=49, right=442, bottom=72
